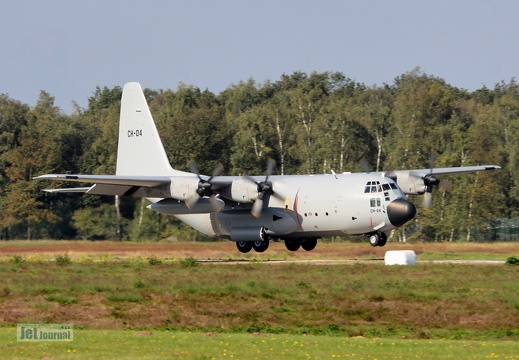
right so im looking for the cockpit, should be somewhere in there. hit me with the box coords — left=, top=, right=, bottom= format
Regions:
left=364, top=180, right=403, bottom=202
left=363, top=180, right=399, bottom=193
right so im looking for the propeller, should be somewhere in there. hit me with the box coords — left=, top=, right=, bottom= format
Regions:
left=422, top=152, right=451, bottom=209
left=360, top=159, right=371, bottom=173
left=422, top=152, right=438, bottom=209
left=423, top=175, right=438, bottom=209
left=186, top=162, right=224, bottom=211
left=244, top=159, right=283, bottom=218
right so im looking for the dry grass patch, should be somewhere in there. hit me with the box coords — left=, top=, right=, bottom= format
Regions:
left=0, top=259, right=518, bottom=340
left=1, top=240, right=517, bottom=263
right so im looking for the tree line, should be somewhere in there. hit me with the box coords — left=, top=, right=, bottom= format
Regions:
left=1, top=68, right=517, bottom=242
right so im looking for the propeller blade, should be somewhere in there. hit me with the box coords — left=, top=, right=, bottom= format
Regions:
left=266, top=158, right=276, bottom=178
left=189, top=161, right=202, bottom=179
left=251, top=199, right=263, bottom=218
left=423, top=192, right=433, bottom=209
left=208, top=163, right=224, bottom=181
left=429, top=152, right=438, bottom=172
left=271, top=191, right=285, bottom=201
left=209, top=195, right=224, bottom=212
left=243, top=173, right=260, bottom=186
left=361, top=160, right=371, bottom=173
left=185, top=193, right=201, bottom=209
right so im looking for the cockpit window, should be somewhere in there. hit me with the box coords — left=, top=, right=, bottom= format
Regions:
left=364, top=181, right=387, bottom=193
left=365, top=180, right=400, bottom=193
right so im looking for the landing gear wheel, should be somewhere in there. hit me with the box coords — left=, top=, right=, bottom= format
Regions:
left=285, top=240, right=301, bottom=251
left=369, top=233, right=380, bottom=247
left=378, top=232, right=387, bottom=247
left=252, top=240, right=269, bottom=253
left=301, top=238, right=318, bottom=251
left=236, top=241, right=253, bottom=253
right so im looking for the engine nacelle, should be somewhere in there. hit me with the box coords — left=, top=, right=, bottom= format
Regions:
left=220, top=178, right=258, bottom=203
left=169, top=176, right=201, bottom=200
left=395, top=172, right=426, bottom=195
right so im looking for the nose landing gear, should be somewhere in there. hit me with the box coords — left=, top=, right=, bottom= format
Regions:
left=368, top=231, right=387, bottom=247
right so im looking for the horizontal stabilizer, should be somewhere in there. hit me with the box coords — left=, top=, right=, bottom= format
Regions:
left=34, top=174, right=173, bottom=187
left=43, top=187, right=92, bottom=193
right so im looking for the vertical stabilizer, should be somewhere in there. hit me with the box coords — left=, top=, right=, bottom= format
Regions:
left=116, top=82, right=187, bottom=176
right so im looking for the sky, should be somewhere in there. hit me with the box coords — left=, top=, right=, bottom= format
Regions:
left=1, top=1, right=518, bottom=114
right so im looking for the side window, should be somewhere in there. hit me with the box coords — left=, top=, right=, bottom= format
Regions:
left=370, top=198, right=381, bottom=207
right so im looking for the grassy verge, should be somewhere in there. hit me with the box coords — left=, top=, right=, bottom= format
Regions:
left=1, top=240, right=518, bottom=262
left=1, top=328, right=519, bottom=359
left=0, top=257, right=518, bottom=340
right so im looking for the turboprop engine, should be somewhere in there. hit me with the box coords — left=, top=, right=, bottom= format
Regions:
left=220, top=178, right=259, bottom=203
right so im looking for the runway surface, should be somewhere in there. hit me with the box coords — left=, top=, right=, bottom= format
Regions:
left=197, top=259, right=506, bottom=265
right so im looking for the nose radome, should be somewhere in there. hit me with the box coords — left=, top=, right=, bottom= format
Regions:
left=387, top=198, right=416, bottom=227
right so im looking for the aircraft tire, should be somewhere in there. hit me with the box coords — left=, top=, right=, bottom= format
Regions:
left=252, top=240, right=269, bottom=253
left=301, top=238, right=317, bottom=251
left=369, top=233, right=380, bottom=247
left=285, top=240, right=301, bottom=251
left=378, top=233, right=387, bottom=247
left=236, top=241, right=253, bottom=253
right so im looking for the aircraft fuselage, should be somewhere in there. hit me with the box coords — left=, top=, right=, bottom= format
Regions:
left=175, top=173, right=415, bottom=242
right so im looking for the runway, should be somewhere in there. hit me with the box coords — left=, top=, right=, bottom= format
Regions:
left=197, top=259, right=506, bottom=265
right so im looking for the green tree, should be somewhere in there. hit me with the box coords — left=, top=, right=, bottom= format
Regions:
left=3, top=91, right=73, bottom=239
left=72, top=204, right=124, bottom=240
left=0, top=95, right=30, bottom=239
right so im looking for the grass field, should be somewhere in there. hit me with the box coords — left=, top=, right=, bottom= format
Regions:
left=1, top=328, right=519, bottom=359
left=0, top=240, right=518, bottom=359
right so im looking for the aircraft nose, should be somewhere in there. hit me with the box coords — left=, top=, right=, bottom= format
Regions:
left=387, top=198, right=416, bottom=227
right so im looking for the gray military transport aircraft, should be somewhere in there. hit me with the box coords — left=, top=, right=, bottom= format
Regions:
left=35, top=82, right=500, bottom=253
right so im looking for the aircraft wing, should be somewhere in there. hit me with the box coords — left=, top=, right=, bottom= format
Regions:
left=34, top=173, right=237, bottom=198
left=385, top=165, right=501, bottom=179
left=382, top=165, right=501, bottom=198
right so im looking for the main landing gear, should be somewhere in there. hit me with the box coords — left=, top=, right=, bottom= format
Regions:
left=236, top=239, right=270, bottom=253
left=236, top=237, right=319, bottom=253
left=284, top=238, right=318, bottom=252
left=368, top=231, right=387, bottom=247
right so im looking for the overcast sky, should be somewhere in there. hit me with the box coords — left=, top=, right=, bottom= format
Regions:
left=1, top=1, right=518, bottom=114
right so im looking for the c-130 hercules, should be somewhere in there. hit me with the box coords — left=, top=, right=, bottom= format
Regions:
left=35, top=83, right=500, bottom=253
